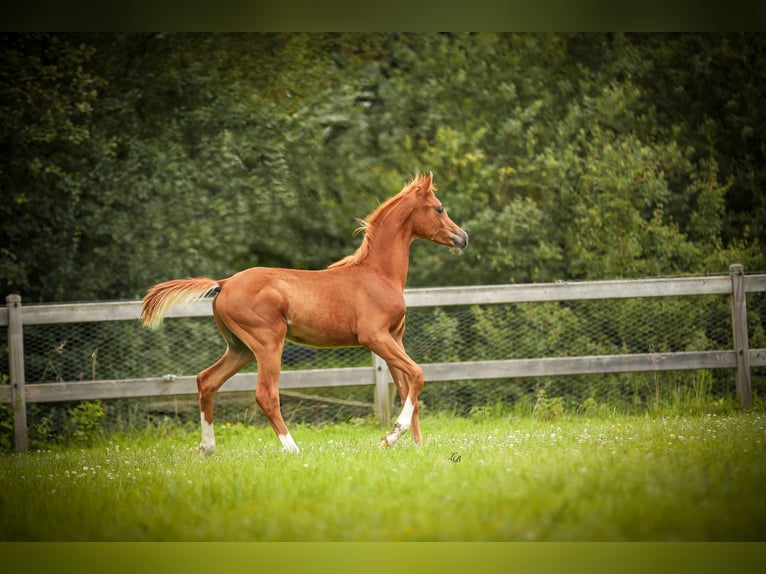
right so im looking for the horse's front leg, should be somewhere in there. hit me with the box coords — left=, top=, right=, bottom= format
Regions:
left=379, top=360, right=424, bottom=448
left=390, top=366, right=423, bottom=445
left=360, top=328, right=424, bottom=447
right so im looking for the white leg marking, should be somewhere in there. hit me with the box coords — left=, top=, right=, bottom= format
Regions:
left=382, top=397, right=415, bottom=447
left=395, top=397, right=415, bottom=430
left=199, top=412, right=216, bottom=456
left=279, top=432, right=300, bottom=453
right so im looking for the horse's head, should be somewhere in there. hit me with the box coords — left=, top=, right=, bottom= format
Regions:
left=410, top=173, right=469, bottom=252
left=327, top=172, right=468, bottom=271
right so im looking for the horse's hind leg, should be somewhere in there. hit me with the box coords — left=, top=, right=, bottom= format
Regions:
left=253, top=343, right=299, bottom=453
left=234, top=321, right=299, bottom=453
left=197, top=320, right=253, bottom=455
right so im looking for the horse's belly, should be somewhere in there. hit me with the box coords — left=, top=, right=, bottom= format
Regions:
left=285, top=315, right=359, bottom=348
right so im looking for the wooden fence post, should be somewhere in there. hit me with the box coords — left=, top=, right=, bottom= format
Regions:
left=729, top=264, right=752, bottom=407
left=6, top=294, right=28, bottom=452
left=372, top=352, right=391, bottom=428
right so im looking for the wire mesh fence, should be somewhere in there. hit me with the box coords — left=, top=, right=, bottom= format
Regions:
left=2, top=279, right=765, bottom=450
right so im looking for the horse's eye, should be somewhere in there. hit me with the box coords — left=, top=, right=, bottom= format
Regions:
left=436, top=205, right=445, bottom=214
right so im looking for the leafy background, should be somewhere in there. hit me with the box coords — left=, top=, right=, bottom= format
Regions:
left=2, top=33, right=764, bottom=302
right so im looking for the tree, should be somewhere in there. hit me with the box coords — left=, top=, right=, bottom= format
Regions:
left=2, top=33, right=764, bottom=303
left=0, top=34, right=112, bottom=301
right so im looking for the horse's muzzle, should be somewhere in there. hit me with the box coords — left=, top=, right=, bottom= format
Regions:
left=451, top=230, right=469, bottom=251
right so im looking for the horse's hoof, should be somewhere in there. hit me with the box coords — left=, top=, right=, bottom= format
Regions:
left=379, top=436, right=391, bottom=448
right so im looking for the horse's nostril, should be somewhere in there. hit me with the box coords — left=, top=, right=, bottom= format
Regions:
left=452, top=231, right=468, bottom=250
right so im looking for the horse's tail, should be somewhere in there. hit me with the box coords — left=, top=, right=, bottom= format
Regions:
left=140, top=277, right=221, bottom=329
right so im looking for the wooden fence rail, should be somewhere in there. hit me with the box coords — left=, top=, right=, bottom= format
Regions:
left=3, top=264, right=765, bottom=452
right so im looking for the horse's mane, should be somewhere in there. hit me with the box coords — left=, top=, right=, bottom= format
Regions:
left=328, top=173, right=433, bottom=269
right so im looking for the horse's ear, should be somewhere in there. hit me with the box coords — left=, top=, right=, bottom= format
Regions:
left=417, top=172, right=433, bottom=194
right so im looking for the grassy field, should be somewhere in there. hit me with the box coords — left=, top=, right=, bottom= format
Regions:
left=1, top=411, right=765, bottom=541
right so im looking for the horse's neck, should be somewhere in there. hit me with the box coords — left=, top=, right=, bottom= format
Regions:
left=364, top=217, right=413, bottom=290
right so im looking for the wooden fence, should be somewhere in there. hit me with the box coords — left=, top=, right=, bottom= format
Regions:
left=2, top=263, right=765, bottom=452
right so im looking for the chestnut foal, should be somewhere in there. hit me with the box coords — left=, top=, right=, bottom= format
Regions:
left=140, top=173, right=468, bottom=454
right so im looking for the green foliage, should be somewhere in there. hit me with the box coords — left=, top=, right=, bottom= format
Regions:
left=0, top=35, right=114, bottom=300
left=66, top=401, right=104, bottom=443
left=532, top=388, right=564, bottom=422
left=1, top=33, right=764, bottom=303
left=0, top=404, right=12, bottom=452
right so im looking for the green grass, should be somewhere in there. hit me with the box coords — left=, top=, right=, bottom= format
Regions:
left=1, top=412, right=765, bottom=541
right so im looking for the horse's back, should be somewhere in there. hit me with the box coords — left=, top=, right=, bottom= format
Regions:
left=214, top=266, right=365, bottom=348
